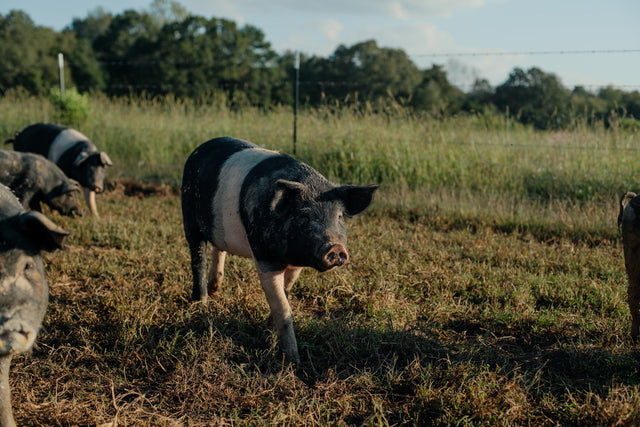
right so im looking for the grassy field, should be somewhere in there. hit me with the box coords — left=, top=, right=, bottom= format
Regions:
left=2, top=91, right=640, bottom=424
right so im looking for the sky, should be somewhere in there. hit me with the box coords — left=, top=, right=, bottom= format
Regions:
left=2, top=0, right=639, bottom=91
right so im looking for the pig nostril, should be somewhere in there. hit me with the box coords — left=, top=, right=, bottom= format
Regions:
left=324, top=245, right=349, bottom=267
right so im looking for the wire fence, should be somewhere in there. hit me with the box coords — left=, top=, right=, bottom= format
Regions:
left=3, top=48, right=639, bottom=210
left=1, top=48, right=639, bottom=93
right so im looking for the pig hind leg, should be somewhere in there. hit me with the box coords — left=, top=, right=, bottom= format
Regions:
left=258, top=268, right=300, bottom=364
left=186, top=232, right=209, bottom=303
left=284, top=267, right=303, bottom=297
left=207, top=248, right=226, bottom=296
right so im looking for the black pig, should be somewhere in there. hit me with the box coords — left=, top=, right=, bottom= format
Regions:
left=0, top=183, right=68, bottom=426
left=7, top=123, right=113, bottom=217
left=0, top=150, right=81, bottom=216
left=181, top=136, right=378, bottom=363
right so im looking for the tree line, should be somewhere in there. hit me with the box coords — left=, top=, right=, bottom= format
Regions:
left=1, top=1, right=639, bottom=130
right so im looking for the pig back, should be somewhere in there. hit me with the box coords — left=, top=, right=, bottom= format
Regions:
left=12, top=123, right=67, bottom=157
left=181, top=137, right=258, bottom=240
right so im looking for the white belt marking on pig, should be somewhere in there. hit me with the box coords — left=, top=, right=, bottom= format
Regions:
left=49, top=129, right=89, bottom=163
left=212, top=147, right=278, bottom=258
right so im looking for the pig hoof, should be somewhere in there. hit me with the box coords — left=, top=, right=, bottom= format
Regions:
left=191, top=294, right=208, bottom=304
left=207, top=276, right=223, bottom=296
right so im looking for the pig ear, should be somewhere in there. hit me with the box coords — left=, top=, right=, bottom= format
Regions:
left=60, top=179, right=80, bottom=194
left=73, top=151, right=90, bottom=167
left=69, top=179, right=82, bottom=192
left=271, top=179, right=306, bottom=211
left=333, top=184, right=379, bottom=217
left=100, top=152, right=113, bottom=167
left=17, top=211, right=70, bottom=251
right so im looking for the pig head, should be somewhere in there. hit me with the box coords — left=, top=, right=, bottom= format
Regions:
left=0, top=150, right=82, bottom=217
left=0, top=184, right=68, bottom=427
left=182, top=137, right=378, bottom=364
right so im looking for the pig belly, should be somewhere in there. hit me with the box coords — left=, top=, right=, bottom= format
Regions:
left=210, top=147, right=277, bottom=259
left=215, top=205, right=253, bottom=259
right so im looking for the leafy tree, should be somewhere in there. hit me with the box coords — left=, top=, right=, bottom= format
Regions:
left=411, top=64, right=464, bottom=115
left=147, top=0, right=188, bottom=27
left=568, top=86, right=607, bottom=124
left=0, top=10, right=70, bottom=93
left=136, top=16, right=278, bottom=103
left=462, top=78, right=494, bottom=113
left=68, top=7, right=112, bottom=42
left=92, top=10, right=160, bottom=94
left=596, top=86, right=640, bottom=128
left=301, top=40, right=422, bottom=107
left=494, top=67, right=571, bottom=129
left=64, top=37, right=105, bottom=91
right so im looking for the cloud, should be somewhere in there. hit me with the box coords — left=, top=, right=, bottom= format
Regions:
left=381, top=0, right=487, bottom=19
left=350, top=22, right=456, bottom=55
left=187, top=0, right=490, bottom=20
left=317, top=19, right=344, bottom=42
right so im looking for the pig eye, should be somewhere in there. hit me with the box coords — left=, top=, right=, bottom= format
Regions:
left=23, top=260, right=36, bottom=277
left=299, top=214, right=311, bottom=225
left=24, top=260, right=37, bottom=273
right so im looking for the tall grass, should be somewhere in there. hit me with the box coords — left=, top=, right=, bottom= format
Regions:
left=1, top=89, right=638, bottom=234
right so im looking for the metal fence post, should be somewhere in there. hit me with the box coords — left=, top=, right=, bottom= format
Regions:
left=57, top=52, right=65, bottom=96
left=293, top=51, right=300, bottom=155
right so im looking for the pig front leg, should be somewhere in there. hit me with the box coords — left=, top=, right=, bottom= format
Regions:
left=207, top=248, right=226, bottom=295
left=83, top=188, right=99, bottom=218
left=0, top=356, right=16, bottom=427
left=257, top=267, right=300, bottom=364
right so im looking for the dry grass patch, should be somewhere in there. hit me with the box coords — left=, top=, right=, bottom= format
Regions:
left=2, top=183, right=639, bottom=425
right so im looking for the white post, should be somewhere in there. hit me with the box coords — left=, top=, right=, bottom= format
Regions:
left=293, top=51, right=300, bottom=155
left=57, top=53, right=65, bottom=96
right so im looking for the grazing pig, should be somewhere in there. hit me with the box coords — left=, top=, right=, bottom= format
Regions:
left=181, top=136, right=378, bottom=363
left=7, top=123, right=113, bottom=217
left=0, top=150, right=82, bottom=216
left=619, top=191, right=640, bottom=340
left=0, top=183, right=68, bottom=426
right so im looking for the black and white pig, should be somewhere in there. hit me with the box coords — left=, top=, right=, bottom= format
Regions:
left=181, top=136, right=378, bottom=363
left=0, top=150, right=82, bottom=216
left=7, top=123, right=113, bottom=217
left=0, top=183, right=68, bottom=426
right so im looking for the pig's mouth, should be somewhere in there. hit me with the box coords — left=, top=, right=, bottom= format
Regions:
left=0, top=325, right=35, bottom=355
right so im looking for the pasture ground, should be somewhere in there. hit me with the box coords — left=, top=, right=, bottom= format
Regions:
left=8, top=179, right=640, bottom=426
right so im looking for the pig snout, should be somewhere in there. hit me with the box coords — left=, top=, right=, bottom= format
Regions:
left=322, top=244, right=349, bottom=269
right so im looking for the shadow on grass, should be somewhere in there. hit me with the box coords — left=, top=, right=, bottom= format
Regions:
left=36, top=289, right=640, bottom=423
left=434, top=317, right=640, bottom=392
left=42, top=287, right=640, bottom=392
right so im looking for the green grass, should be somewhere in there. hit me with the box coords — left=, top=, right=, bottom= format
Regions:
left=2, top=89, right=638, bottom=235
left=1, top=91, right=640, bottom=424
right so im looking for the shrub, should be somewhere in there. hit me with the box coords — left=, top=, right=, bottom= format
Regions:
left=48, top=88, right=90, bottom=126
